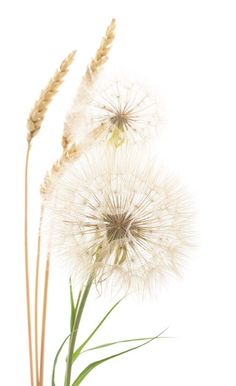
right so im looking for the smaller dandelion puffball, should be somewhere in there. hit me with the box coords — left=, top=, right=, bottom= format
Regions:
left=43, top=147, right=192, bottom=295
left=66, top=77, right=161, bottom=148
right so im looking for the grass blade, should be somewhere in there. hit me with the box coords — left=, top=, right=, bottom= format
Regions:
left=72, top=328, right=168, bottom=386
left=70, top=282, right=83, bottom=332
left=51, top=334, right=70, bottom=386
left=72, top=298, right=124, bottom=363
left=70, top=279, right=75, bottom=332
left=81, top=335, right=167, bottom=353
left=52, top=282, right=83, bottom=386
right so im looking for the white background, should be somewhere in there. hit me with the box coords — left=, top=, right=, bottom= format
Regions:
left=0, top=0, right=236, bottom=385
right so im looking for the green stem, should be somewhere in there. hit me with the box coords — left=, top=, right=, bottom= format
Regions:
left=64, top=276, right=93, bottom=386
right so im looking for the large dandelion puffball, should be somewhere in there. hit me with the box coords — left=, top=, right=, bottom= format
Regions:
left=43, top=147, right=193, bottom=295
left=67, top=77, right=161, bottom=148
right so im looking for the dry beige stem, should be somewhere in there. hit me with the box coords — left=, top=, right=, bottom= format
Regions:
left=27, top=50, right=76, bottom=143
left=27, top=51, right=75, bottom=386
left=62, top=19, right=116, bottom=151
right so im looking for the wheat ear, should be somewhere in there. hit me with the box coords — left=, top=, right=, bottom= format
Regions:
left=85, top=18, right=116, bottom=82
left=27, top=50, right=76, bottom=143
left=62, top=19, right=116, bottom=150
left=41, top=123, right=106, bottom=196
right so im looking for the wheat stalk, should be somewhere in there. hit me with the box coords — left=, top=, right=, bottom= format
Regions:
left=25, top=51, right=76, bottom=386
left=39, top=253, right=50, bottom=386
left=62, top=19, right=116, bottom=150
left=24, top=144, right=34, bottom=386
left=27, top=50, right=76, bottom=143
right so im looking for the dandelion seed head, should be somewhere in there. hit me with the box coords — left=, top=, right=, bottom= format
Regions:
left=67, top=77, right=161, bottom=148
left=43, top=147, right=193, bottom=295
left=88, top=78, right=160, bottom=147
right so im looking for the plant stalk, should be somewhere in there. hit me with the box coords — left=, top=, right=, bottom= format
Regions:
left=39, top=253, right=50, bottom=386
left=25, top=141, right=35, bottom=386
left=64, top=276, right=93, bottom=386
left=35, top=213, right=43, bottom=386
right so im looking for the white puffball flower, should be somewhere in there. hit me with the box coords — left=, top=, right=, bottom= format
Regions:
left=43, top=147, right=193, bottom=295
left=66, top=77, right=161, bottom=148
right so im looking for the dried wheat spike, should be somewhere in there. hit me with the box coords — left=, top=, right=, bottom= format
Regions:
left=62, top=20, right=116, bottom=151
left=41, top=123, right=106, bottom=195
left=85, top=18, right=116, bottom=82
left=40, top=143, right=78, bottom=195
left=27, top=50, right=76, bottom=143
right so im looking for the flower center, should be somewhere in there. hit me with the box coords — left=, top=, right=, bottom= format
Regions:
left=110, top=112, right=128, bottom=129
left=107, top=112, right=128, bottom=147
left=103, top=212, right=133, bottom=241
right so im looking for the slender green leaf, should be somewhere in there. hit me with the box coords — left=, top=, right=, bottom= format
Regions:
left=53, top=281, right=86, bottom=386
left=70, top=281, right=83, bottom=332
left=72, top=298, right=124, bottom=363
left=72, top=328, right=168, bottom=386
left=74, top=287, right=83, bottom=311
left=51, top=334, right=70, bottom=386
left=65, top=277, right=94, bottom=386
left=69, top=278, right=75, bottom=332
left=81, top=335, right=167, bottom=353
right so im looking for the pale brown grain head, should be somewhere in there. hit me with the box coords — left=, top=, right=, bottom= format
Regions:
left=41, top=123, right=106, bottom=196
left=85, top=18, right=116, bottom=82
left=27, top=50, right=76, bottom=143
left=62, top=20, right=116, bottom=151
